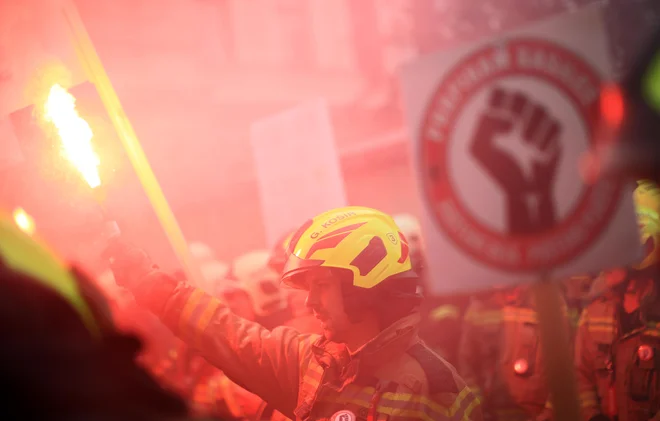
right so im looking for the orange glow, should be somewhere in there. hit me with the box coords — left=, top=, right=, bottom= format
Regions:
left=600, top=83, right=625, bottom=129
left=13, top=208, right=35, bottom=236
left=44, top=84, right=101, bottom=188
left=513, top=358, right=529, bottom=375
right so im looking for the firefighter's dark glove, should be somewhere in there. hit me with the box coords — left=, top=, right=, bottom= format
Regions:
left=103, top=239, right=157, bottom=289
left=588, top=414, right=611, bottom=421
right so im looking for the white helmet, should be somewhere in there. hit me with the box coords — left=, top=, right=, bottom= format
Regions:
left=217, top=283, right=255, bottom=321
left=231, top=250, right=271, bottom=281
left=186, top=242, right=231, bottom=295
left=393, top=213, right=425, bottom=274
left=198, top=260, right=230, bottom=296
left=393, top=214, right=422, bottom=242
left=188, top=241, right=215, bottom=264
left=231, top=250, right=287, bottom=317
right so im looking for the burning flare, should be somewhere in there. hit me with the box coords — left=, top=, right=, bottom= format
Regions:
left=44, top=84, right=101, bottom=188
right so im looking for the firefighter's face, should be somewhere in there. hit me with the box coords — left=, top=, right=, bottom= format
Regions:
left=304, top=269, right=352, bottom=341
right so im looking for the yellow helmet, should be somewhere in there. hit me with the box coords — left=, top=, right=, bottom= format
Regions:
left=282, top=206, right=413, bottom=290
left=633, top=179, right=660, bottom=270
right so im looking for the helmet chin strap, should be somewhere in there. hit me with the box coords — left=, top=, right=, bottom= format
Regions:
left=339, top=279, right=373, bottom=324
left=339, top=270, right=423, bottom=326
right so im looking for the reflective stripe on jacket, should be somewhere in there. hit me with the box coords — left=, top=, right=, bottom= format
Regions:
left=574, top=299, right=618, bottom=421
left=575, top=296, right=660, bottom=421
left=458, top=292, right=554, bottom=421
left=130, top=270, right=483, bottom=421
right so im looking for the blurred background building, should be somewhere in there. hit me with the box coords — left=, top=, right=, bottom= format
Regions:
left=0, top=0, right=658, bottom=272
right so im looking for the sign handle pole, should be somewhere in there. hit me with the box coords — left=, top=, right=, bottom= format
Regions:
left=531, top=274, right=581, bottom=421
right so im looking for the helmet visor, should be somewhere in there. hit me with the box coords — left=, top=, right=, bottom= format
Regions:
left=280, top=252, right=325, bottom=290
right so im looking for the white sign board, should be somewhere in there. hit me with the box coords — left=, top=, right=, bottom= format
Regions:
left=400, top=5, right=642, bottom=293
left=250, top=99, right=347, bottom=247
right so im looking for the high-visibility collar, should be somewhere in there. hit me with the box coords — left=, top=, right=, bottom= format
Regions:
left=0, top=215, right=100, bottom=337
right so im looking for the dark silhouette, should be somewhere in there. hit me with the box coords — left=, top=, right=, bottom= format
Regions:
left=470, top=87, right=562, bottom=235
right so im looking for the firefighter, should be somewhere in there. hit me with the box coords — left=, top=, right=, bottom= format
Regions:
left=418, top=293, right=468, bottom=367
left=393, top=213, right=468, bottom=366
left=188, top=285, right=254, bottom=420
left=561, top=274, right=597, bottom=329
left=120, top=241, right=229, bottom=416
left=193, top=369, right=263, bottom=420
left=231, top=249, right=291, bottom=328
left=95, top=269, right=189, bottom=397
left=267, top=231, right=294, bottom=276
left=176, top=241, right=230, bottom=297
left=0, top=213, right=190, bottom=420
left=575, top=179, right=660, bottom=421
left=193, top=252, right=292, bottom=421
left=107, top=206, right=482, bottom=421
left=198, top=259, right=230, bottom=297
left=264, top=231, right=322, bottom=421
left=458, top=284, right=561, bottom=421
left=392, top=214, right=425, bottom=279
left=187, top=273, right=259, bottom=419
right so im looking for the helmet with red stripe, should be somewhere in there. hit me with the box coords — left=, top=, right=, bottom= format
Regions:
left=281, top=206, right=415, bottom=290
left=280, top=206, right=421, bottom=326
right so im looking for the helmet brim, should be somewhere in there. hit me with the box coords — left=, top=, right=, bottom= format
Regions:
left=280, top=258, right=325, bottom=290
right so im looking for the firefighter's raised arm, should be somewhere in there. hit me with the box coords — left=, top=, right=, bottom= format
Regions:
left=107, top=241, right=313, bottom=418
left=108, top=205, right=484, bottom=421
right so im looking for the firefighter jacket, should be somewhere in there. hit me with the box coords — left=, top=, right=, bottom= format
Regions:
left=458, top=289, right=555, bottom=421
left=125, top=268, right=482, bottom=421
left=419, top=294, right=469, bottom=367
left=575, top=294, right=660, bottom=421
left=192, top=369, right=263, bottom=420
left=562, top=275, right=596, bottom=329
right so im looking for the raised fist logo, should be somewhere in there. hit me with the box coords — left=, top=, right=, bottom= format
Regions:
left=470, top=87, right=562, bottom=235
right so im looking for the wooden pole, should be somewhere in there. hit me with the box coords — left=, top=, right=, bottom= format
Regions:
left=531, top=274, right=581, bottom=421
